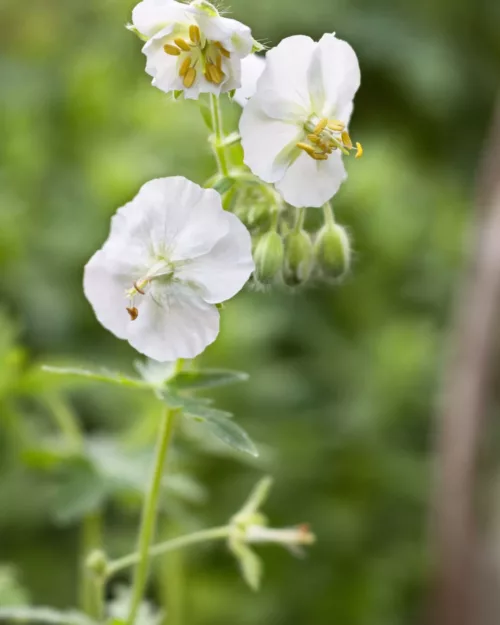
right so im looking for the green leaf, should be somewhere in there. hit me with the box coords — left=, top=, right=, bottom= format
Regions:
left=0, top=607, right=97, bottom=625
left=159, top=391, right=229, bottom=417
left=52, top=461, right=108, bottom=525
left=42, top=366, right=150, bottom=390
left=191, top=412, right=258, bottom=457
left=168, top=368, right=248, bottom=391
left=212, top=177, right=236, bottom=196
left=22, top=442, right=79, bottom=470
left=230, top=541, right=263, bottom=591
left=173, top=90, right=183, bottom=100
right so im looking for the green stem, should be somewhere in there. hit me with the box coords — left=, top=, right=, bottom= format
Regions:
left=210, top=94, right=230, bottom=176
left=322, top=201, right=335, bottom=227
left=294, top=207, right=306, bottom=232
left=126, top=407, right=179, bottom=625
left=44, top=394, right=83, bottom=450
left=80, top=512, right=103, bottom=619
left=107, top=526, right=231, bottom=578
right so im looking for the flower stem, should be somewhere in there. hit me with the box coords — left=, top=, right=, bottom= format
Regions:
left=107, top=526, right=231, bottom=578
left=294, top=207, right=306, bottom=232
left=80, top=512, right=103, bottom=618
left=210, top=94, right=230, bottom=176
left=126, top=406, right=179, bottom=625
left=322, top=201, right=335, bottom=227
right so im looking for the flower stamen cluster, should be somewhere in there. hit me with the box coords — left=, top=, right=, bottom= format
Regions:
left=163, top=24, right=231, bottom=88
left=297, top=117, right=363, bottom=161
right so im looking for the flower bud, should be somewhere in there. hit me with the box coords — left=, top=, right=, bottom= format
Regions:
left=247, top=204, right=271, bottom=230
left=314, top=224, right=351, bottom=280
left=254, top=231, right=284, bottom=284
left=283, top=230, right=313, bottom=287
left=85, top=549, right=108, bottom=578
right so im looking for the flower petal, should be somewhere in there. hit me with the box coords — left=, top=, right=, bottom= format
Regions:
left=132, top=0, right=188, bottom=38
left=240, top=97, right=303, bottom=183
left=127, top=282, right=220, bottom=361
left=175, top=211, right=254, bottom=303
left=313, top=34, right=361, bottom=121
left=275, top=150, right=347, bottom=208
left=234, top=54, right=266, bottom=107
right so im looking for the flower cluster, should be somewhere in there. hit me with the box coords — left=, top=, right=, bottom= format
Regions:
left=84, top=0, right=362, bottom=360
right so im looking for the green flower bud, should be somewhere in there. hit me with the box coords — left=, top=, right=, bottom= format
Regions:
left=85, top=549, right=108, bottom=578
left=247, top=204, right=271, bottom=230
left=283, top=230, right=313, bottom=286
left=314, top=224, right=351, bottom=280
left=254, top=231, right=284, bottom=284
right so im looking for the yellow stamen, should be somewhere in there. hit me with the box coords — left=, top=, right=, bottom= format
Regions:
left=189, top=24, right=201, bottom=44
left=207, top=63, right=223, bottom=84
left=311, top=153, right=328, bottom=161
left=296, top=142, right=317, bottom=156
left=174, top=38, right=191, bottom=52
left=179, top=56, right=191, bottom=77
left=313, top=118, right=328, bottom=135
left=204, top=69, right=213, bottom=83
left=183, top=67, right=196, bottom=88
left=307, top=134, right=321, bottom=144
left=164, top=44, right=181, bottom=56
left=126, top=307, right=139, bottom=321
left=215, top=53, right=222, bottom=72
left=341, top=130, right=353, bottom=150
left=215, top=41, right=231, bottom=57
left=327, top=120, right=345, bottom=131
left=355, top=142, right=363, bottom=159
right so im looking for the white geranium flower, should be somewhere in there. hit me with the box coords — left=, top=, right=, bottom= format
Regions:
left=84, top=177, right=254, bottom=362
left=234, top=54, right=266, bottom=107
left=131, top=0, right=254, bottom=99
left=239, top=34, right=363, bottom=208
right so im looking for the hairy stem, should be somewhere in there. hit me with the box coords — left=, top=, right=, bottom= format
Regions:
left=107, top=526, right=231, bottom=578
left=126, top=406, right=179, bottom=625
left=210, top=94, right=230, bottom=176
left=322, top=201, right=335, bottom=227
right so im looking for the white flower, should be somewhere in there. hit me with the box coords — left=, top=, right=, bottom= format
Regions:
left=84, top=177, right=254, bottom=362
left=233, top=54, right=266, bottom=107
left=239, top=34, right=362, bottom=208
left=131, top=0, right=254, bottom=99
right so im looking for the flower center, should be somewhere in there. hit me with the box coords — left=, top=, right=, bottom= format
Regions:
left=124, top=259, right=174, bottom=320
left=297, top=117, right=363, bottom=161
left=163, top=25, right=231, bottom=88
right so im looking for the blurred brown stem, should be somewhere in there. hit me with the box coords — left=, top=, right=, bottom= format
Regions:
left=431, top=98, right=500, bottom=625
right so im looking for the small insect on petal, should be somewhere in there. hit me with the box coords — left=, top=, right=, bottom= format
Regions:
left=179, top=56, right=191, bottom=77
left=126, top=307, right=139, bottom=321
left=164, top=44, right=181, bottom=56
left=341, top=131, right=353, bottom=150
left=183, top=67, right=197, bottom=88
left=189, top=24, right=201, bottom=44
left=174, top=38, right=191, bottom=52
left=133, top=281, right=146, bottom=295
left=215, top=41, right=231, bottom=58
left=313, top=118, right=328, bottom=135
left=355, top=142, right=363, bottom=159
left=296, top=142, right=317, bottom=156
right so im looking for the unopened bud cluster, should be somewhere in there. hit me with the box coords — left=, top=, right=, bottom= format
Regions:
left=250, top=215, right=351, bottom=287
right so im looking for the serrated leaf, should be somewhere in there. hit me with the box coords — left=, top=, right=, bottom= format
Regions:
left=212, top=177, right=235, bottom=196
left=0, top=607, right=97, bottom=625
left=42, top=366, right=150, bottom=390
left=230, top=541, right=263, bottom=591
left=169, top=368, right=248, bottom=391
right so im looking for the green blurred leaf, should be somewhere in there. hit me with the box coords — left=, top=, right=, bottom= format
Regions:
left=52, top=461, right=107, bottom=525
left=230, top=541, right=263, bottom=591
left=0, top=607, right=96, bottom=625
left=185, top=411, right=258, bottom=457
left=198, top=96, right=213, bottom=131
left=168, top=369, right=248, bottom=391
left=41, top=366, right=150, bottom=390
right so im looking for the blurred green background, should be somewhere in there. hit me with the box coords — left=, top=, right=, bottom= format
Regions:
left=1, top=0, right=499, bottom=624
